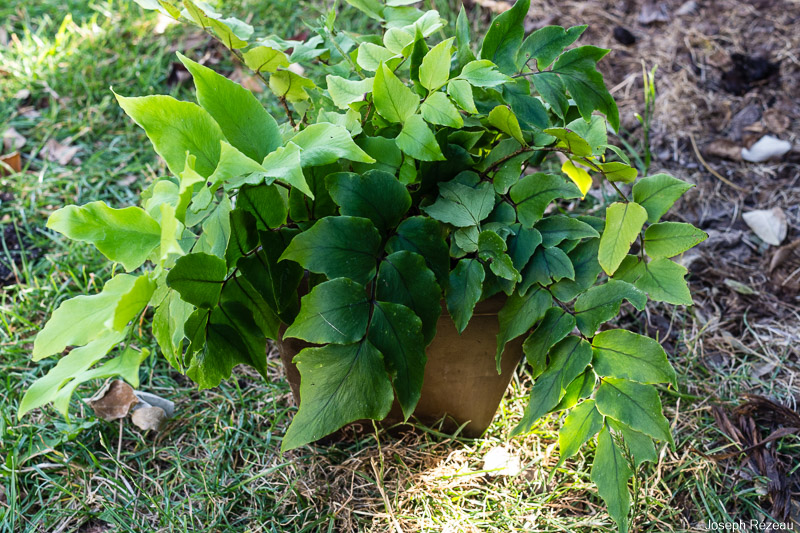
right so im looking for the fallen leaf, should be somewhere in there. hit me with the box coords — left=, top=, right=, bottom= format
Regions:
left=2, top=128, right=26, bottom=152
left=743, top=207, right=787, bottom=246
left=134, top=390, right=176, bottom=418
left=638, top=1, right=669, bottom=24
left=675, top=0, right=698, bottom=15
left=741, top=135, right=792, bottom=162
left=724, top=278, right=758, bottom=295
left=769, top=239, right=800, bottom=272
left=117, top=175, right=138, bottom=187
left=131, top=406, right=167, bottom=431
left=728, top=104, right=761, bottom=141
left=482, top=446, right=521, bottom=476
left=762, top=108, right=790, bottom=135
left=87, top=380, right=138, bottom=421
left=705, top=139, right=741, bottom=160
left=42, top=138, right=80, bottom=166
left=0, top=152, right=21, bottom=176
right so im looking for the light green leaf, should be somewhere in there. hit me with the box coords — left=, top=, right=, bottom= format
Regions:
left=557, top=399, right=603, bottom=467
left=357, top=43, right=398, bottom=71
left=395, top=114, right=445, bottom=161
left=635, top=258, right=693, bottom=306
left=209, top=141, right=268, bottom=188
left=284, top=278, right=369, bottom=344
left=536, top=215, right=600, bottom=247
left=115, top=92, right=224, bottom=177
left=457, top=59, right=512, bottom=87
left=109, top=274, right=156, bottom=331
left=598, top=161, right=637, bottom=183
left=376, top=250, right=441, bottom=344
left=280, top=216, right=382, bottom=285
left=454, top=6, right=475, bottom=70
left=269, top=70, right=315, bottom=103
left=153, top=289, right=192, bottom=371
left=326, top=75, right=374, bottom=109
left=446, top=258, right=485, bottom=333
left=496, top=286, right=551, bottom=371
left=632, top=173, right=694, bottom=223
left=512, top=336, right=592, bottom=435
left=242, top=45, right=289, bottom=74
left=373, top=63, right=420, bottom=123
left=479, top=0, right=530, bottom=74
left=510, top=173, right=582, bottom=227
left=345, top=0, right=385, bottom=21
left=290, top=123, right=375, bottom=167
left=369, top=301, right=426, bottom=419
left=419, top=37, right=454, bottom=91
left=261, top=142, right=311, bottom=196
left=384, top=27, right=414, bottom=54
left=644, top=222, right=708, bottom=259
left=166, top=252, right=227, bottom=308
left=522, top=307, right=575, bottom=378
left=420, top=92, right=463, bottom=128
left=574, top=279, right=646, bottom=336
left=598, top=202, right=648, bottom=275
left=47, top=201, right=161, bottom=272
left=422, top=179, right=494, bottom=227
left=519, top=25, right=586, bottom=70
left=447, top=79, right=477, bottom=114
left=553, top=367, right=596, bottom=411
left=488, top=105, right=525, bottom=145
left=178, top=53, right=281, bottom=161
left=543, top=127, right=592, bottom=156
left=282, top=340, right=393, bottom=451
left=20, top=331, right=127, bottom=416
left=591, top=426, right=632, bottom=533
left=596, top=378, right=673, bottom=444
left=32, top=274, right=137, bottom=360
left=592, top=329, right=677, bottom=385
left=194, top=196, right=231, bottom=258
left=327, top=170, right=411, bottom=233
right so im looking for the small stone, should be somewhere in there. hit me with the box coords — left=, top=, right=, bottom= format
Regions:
left=741, top=135, right=792, bottom=163
left=613, top=26, right=636, bottom=45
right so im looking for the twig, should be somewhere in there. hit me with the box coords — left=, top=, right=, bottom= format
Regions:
left=688, top=133, right=746, bottom=192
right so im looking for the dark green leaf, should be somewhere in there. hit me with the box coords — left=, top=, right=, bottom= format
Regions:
left=554, top=367, right=596, bottom=411
left=503, top=78, right=549, bottom=130
left=536, top=215, right=600, bottom=247
left=635, top=258, right=693, bottom=306
left=533, top=72, right=568, bottom=119
left=550, top=238, right=601, bottom=302
left=551, top=46, right=619, bottom=132
left=574, top=279, right=646, bottom=336
left=596, top=378, right=672, bottom=444
left=166, top=253, right=227, bottom=308
left=454, top=7, right=476, bottom=71
left=479, top=0, right=530, bottom=74
left=510, top=173, right=582, bottom=227
left=396, top=114, right=446, bottom=161
left=284, top=278, right=369, bottom=344
left=522, top=307, right=575, bottom=378
left=327, top=170, right=412, bottom=233
left=608, top=419, right=657, bottom=467
left=446, top=258, right=485, bottom=333
left=225, top=209, right=259, bottom=267
left=222, top=275, right=280, bottom=340
left=591, top=426, right=632, bottom=533
left=478, top=230, right=521, bottom=282
left=518, top=25, right=586, bottom=70
left=557, top=399, right=603, bottom=467
left=422, top=180, right=495, bottom=227
left=386, top=216, right=450, bottom=287
left=496, top=286, right=551, bottom=370
left=521, top=245, right=575, bottom=290
left=507, top=225, right=542, bottom=273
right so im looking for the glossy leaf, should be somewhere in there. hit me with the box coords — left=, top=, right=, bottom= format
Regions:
left=598, top=202, right=648, bottom=275
left=596, top=378, right=673, bottom=444
left=574, top=279, right=646, bottom=336
left=522, top=307, right=575, bottom=378
left=284, top=278, right=369, bottom=344
left=446, top=258, right=485, bottom=333
left=395, top=114, right=445, bottom=161
left=373, top=62, right=419, bottom=123
left=479, top=0, right=529, bottom=74
left=644, top=222, right=708, bottom=259
left=592, top=329, right=677, bottom=385
left=496, top=286, right=551, bottom=370
left=557, top=399, right=603, bottom=467
left=511, top=173, right=582, bottom=227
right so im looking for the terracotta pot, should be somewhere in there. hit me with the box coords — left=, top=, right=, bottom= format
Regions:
left=276, top=293, right=524, bottom=438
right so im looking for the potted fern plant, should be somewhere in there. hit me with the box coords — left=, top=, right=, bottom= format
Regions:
left=21, top=1, right=706, bottom=530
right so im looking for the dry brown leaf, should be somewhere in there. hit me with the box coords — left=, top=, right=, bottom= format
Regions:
left=87, top=380, right=138, bottom=421
left=131, top=406, right=167, bottom=431
left=769, top=239, right=800, bottom=272
left=705, top=139, right=742, bottom=160
left=763, top=108, right=790, bottom=135
left=742, top=207, right=787, bottom=246
left=42, top=138, right=79, bottom=166
left=3, top=128, right=26, bottom=152
left=134, top=391, right=176, bottom=418
left=0, top=152, right=21, bottom=176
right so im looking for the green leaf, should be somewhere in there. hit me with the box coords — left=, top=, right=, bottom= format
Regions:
left=395, top=114, right=446, bottom=161
left=560, top=159, right=592, bottom=199
left=419, top=38, right=454, bottom=91
left=608, top=419, right=657, bottom=467
left=446, top=258, right=485, bottom=333
left=194, top=196, right=232, bottom=258
left=457, top=60, right=512, bottom=88
left=242, top=45, right=290, bottom=74
left=598, top=202, right=648, bottom=275
left=479, top=0, right=530, bottom=74
left=521, top=245, right=574, bottom=289
left=239, top=228, right=303, bottom=320
left=644, top=222, right=708, bottom=259
left=567, top=116, right=607, bottom=154
left=592, top=329, right=677, bottom=385
left=551, top=46, right=619, bottom=132
left=377, top=251, right=441, bottom=344
left=635, top=258, right=693, bottom=306
left=178, top=53, right=281, bottom=162
left=47, top=201, right=161, bottom=272
left=447, top=79, right=477, bottom=114
left=591, top=426, right=632, bottom=533
left=598, top=161, right=637, bottom=183
left=290, top=123, right=375, bottom=167
left=225, top=209, right=259, bottom=267
left=596, top=378, right=673, bottom=444
left=543, top=127, right=592, bottom=156
left=496, top=286, right=551, bottom=371
left=373, top=62, right=419, bottom=123
left=454, top=6, right=476, bottom=70
left=557, top=399, right=603, bottom=467
left=522, top=307, right=575, bottom=378
left=326, top=75, right=374, bottom=110
left=510, top=173, right=582, bottom=227
left=554, top=368, right=595, bottom=411
left=327, top=170, right=411, bottom=233
left=32, top=275, right=138, bottom=360
left=166, top=252, right=227, bottom=308
left=512, top=336, right=592, bottom=435
left=502, top=78, right=549, bottom=130
left=384, top=27, right=414, bottom=55
left=280, top=216, right=381, bottom=285
left=519, top=25, right=586, bottom=70
left=536, top=215, right=600, bottom=247
left=420, top=92, right=464, bottom=128
left=533, top=72, right=569, bottom=119
left=282, top=339, right=393, bottom=451
left=269, top=70, right=315, bottom=103
left=115, top=92, right=224, bottom=177
left=284, top=278, right=369, bottom=344
left=357, top=43, right=398, bottom=71
left=153, top=289, right=193, bottom=371
left=478, top=230, right=521, bottom=282
left=550, top=238, right=602, bottom=302
left=109, top=274, right=156, bottom=331
left=488, top=105, right=525, bottom=145
left=408, top=26, right=429, bottom=83
left=422, top=180, right=494, bottom=227
left=632, top=173, right=694, bottom=223
left=237, top=183, right=288, bottom=230
left=208, top=141, right=266, bottom=189
left=345, top=0, right=385, bottom=21
left=20, top=331, right=127, bottom=417
left=222, top=275, right=280, bottom=340
left=507, top=225, right=542, bottom=273
left=387, top=216, right=450, bottom=286
left=369, top=301, right=426, bottom=419
left=260, top=142, right=311, bottom=195
left=574, top=279, right=646, bottom=336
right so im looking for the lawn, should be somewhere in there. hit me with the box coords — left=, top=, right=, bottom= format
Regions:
left=1, top=0, right=798, bottom=531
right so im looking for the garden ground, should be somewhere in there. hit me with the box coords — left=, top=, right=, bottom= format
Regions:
left=1, top=0, right=798, bottom=531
